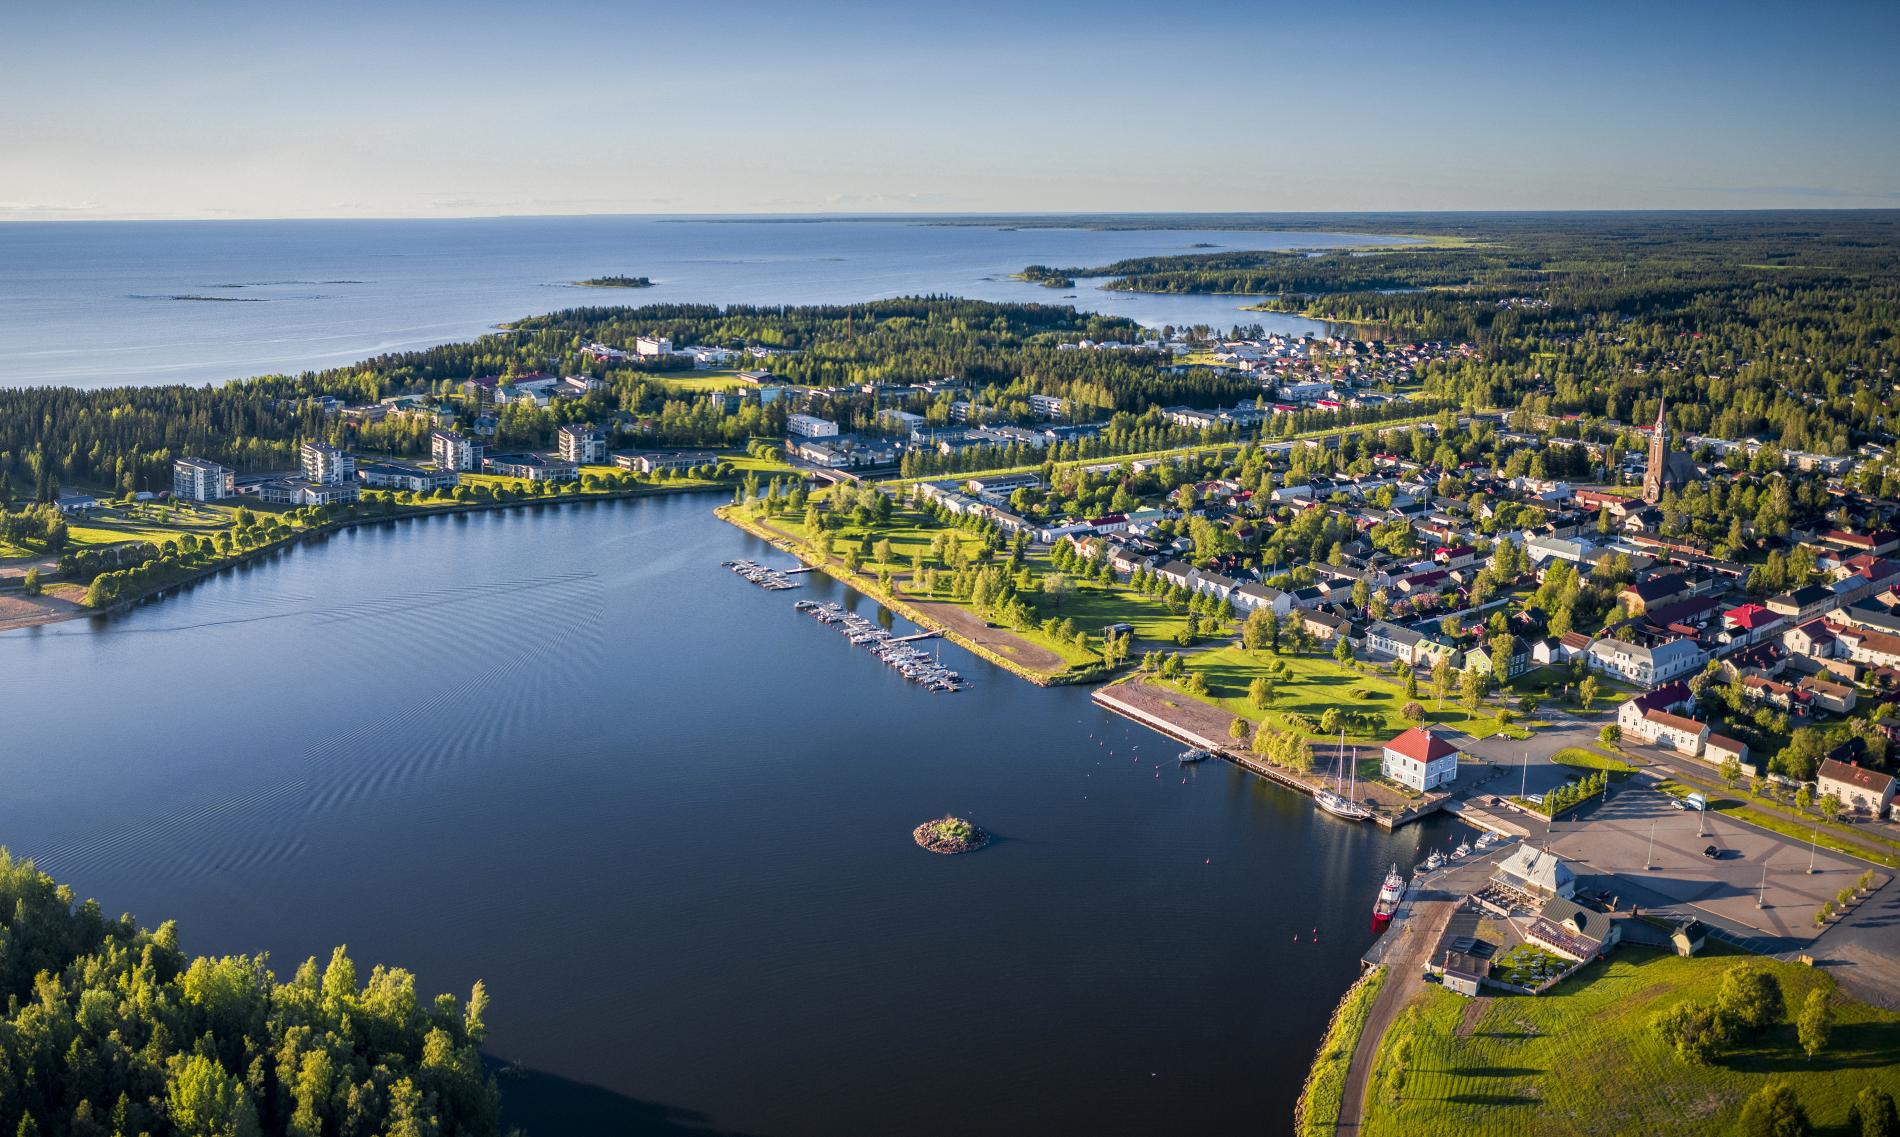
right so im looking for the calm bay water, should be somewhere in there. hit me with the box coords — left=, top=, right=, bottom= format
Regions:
left=0, top=216, right=1377, bottom=389
left=0, top=496, right=1459, bottom=1135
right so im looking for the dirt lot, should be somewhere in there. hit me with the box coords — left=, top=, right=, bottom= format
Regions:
left=0, top=588, right=84, bottom=632
left=907, top=598, right=1067, bottom=674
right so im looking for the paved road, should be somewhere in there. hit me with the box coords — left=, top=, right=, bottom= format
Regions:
left=1545, top=774, right=1900, bottom=1006
left=1624, top=740, right=1900, bottom=864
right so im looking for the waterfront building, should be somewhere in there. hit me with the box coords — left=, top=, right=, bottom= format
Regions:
left=1381, top=726, right=1459, bottom=792
left=484, top=454, right=580, bottom=482
left=357, top=462, right=459, bottom=493
left=614, top=450, right=716, bottom=475
left=300, top=442, right=355, bottom=485
left=558, top=424, right=608, bottom=465
left=255, top=478, right=360, bottom=507
left=172, top=457, right=234, bottom=502
left=787, top=414, right=840, bottom=439
left=431, top=430, right=483, bottom=472
left=1491, top=846, right=1577, bottom=901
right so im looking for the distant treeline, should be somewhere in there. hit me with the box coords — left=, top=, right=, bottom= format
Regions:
left=0, top=299, right=1276, bottom=500
left=1029, top=213, right=1900, bottom=455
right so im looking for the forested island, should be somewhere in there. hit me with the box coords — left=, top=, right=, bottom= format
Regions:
left=0, top=849, right=499, bottom=1137
left=573, top=276, right=652, bottom=288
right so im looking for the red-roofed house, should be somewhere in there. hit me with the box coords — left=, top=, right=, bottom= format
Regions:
left=1723, top=603, right=1786, bottom=648
left=1632, top=709, right=1710, bottom=755
left=1617, top=682, right=1694, bottom=733
left=1819, top=530, right=1900, bottom=556
left=1817, top=759, right=1896, bottom=818
left=1381, top=727, right=1460, bottom=792
left=1784, top=619, right=1839, bottom=659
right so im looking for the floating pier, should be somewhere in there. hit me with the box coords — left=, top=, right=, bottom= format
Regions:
left=793, top=601, right=964, bottom=691
left=722, top=559, right=800, bottom=590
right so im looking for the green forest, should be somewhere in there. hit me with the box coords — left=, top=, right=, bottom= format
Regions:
left=0, top=850, right=498, bottom=1137
left=1032, top=212, right=1900, bottom=455
left=0, top=299, right=1257, bottom=502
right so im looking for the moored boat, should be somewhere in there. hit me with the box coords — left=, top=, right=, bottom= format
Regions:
left=1371, top=864, right=1405, bottom=930
left=1315, top=788, right=1373, bottom=821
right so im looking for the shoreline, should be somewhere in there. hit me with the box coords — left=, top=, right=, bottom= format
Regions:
left=0, top=481, right=728, bottom=635
left=715, top=505, right=1108, bottom=688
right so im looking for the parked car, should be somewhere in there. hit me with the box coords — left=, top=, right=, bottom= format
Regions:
left=1702, top=845, right=1722, bottom=860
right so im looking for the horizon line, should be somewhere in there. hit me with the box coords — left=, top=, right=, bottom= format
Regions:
left=6, top=205, right=1900, bottom=225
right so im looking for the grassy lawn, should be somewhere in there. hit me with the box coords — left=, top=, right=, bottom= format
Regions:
left=1551, top=747, right=1637, bottom=776
left=1179, top=643, right=1504, bottom=744
left=64, top=502, right=251, bottom=548
left=1490, top=944, right=1572, bottom=988
left=877, top=411, right=1456, bottom=488
left=1361, top=947, right=1900, bottom=1137
left=754, top=501, right=1104, bottom=670
left=648, top=369, right=751, bottom=393
left=1297, top=967, right=1387, bottom=1137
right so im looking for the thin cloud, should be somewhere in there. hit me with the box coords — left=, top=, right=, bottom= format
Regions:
left=1692, top=184, right=1900, bottom=201
left=0, top=200, right=101, bottom=214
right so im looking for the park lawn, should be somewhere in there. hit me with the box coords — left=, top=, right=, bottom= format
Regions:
left=1550, top=747, right=1637, bottom=776
left=748, top=502, right=1102, bottom=670
left=64, top=502, right=249, bottom=547
left=650, top=369, right=750, bottom=393
left=1359, top=947, right=1900, bottom=1137
left=1179, top=644, right=1503, bottom=744
left=878, top=412, right=1453, bottom=488
left=1016, top=547, right=1204, bottom=646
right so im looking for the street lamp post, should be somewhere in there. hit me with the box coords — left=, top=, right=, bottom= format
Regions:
left=1757, top=864, right=1768, bottom=909
left=1807, top=828, right=1818, bottom=875
left=1645, top=820, right=1656, bottom=871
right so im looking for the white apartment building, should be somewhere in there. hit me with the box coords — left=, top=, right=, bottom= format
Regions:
left=787, top=414, right=840, bottom=439
left=431, top=430, right=483, bottom=472
left=557, top=424, right=608, bottom=465
left=635, top=336, right=674, bottom=357
left=300, top=442, right=355, bottom=485
left=172, top=457, right=234, bottom=503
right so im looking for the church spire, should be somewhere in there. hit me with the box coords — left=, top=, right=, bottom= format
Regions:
left=1643, top=394, right=1669, bottom=505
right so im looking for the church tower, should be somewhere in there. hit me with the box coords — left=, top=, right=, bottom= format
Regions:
left=1642, top=397, right=1668, bottom=505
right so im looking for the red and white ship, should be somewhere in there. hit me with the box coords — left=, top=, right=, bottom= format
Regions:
left=1370, top=864, right=1405, bottom=931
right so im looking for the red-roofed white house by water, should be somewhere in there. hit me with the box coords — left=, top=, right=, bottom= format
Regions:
left=1381, top=727, right=1459, bottom=792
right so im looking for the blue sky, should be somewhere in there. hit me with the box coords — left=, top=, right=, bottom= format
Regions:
left=3, top=0, right=1897, bottom=218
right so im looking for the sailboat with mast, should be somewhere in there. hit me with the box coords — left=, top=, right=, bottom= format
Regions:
left=1314, top=729, right=1373, bottom=821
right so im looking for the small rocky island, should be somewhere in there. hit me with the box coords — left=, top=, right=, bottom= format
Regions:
left=912, top=815, right=988, bottom=855
left=574, top=275, right=653, bottom=288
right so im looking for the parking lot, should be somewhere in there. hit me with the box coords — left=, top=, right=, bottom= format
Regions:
left=1543, top=774, right=1883, bottom=949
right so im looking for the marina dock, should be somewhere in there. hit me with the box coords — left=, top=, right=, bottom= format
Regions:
left=723, top=559, right=800, bottom=590
left=794, top=601, right=965, bottom=692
